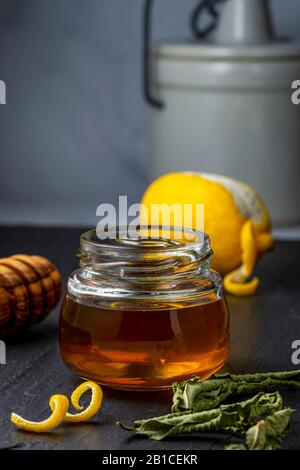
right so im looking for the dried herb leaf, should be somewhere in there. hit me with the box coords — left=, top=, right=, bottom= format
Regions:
left=118, top=392, right=283, bottom=441
left=172, top=370, right=300, bottom=413
left=118, top=371, right=298, bottom=450
left=225, top=408, right=295, bottom=451
left=225, top=443, right=248, bottom=450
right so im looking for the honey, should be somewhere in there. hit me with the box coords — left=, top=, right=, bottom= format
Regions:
left=59, top=226, right=230, bottom=390
left=59, top=296, right=229, bottom=390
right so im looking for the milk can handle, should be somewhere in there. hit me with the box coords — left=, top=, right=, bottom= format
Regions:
left=143, top=0, right=221, bottom=109
left=143, top=0, right=164, bottom=109
left=191, top=0, right=221, bottom=39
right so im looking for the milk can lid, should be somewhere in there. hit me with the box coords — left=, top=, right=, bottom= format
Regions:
left=153, top=40, right=300, bottom=62
left=153, top=0, right=300, bottom=62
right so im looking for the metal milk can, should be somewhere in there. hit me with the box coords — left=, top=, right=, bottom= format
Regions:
left=144, top=0, right=300, bottom=225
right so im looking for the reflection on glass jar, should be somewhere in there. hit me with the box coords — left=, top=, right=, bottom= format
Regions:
left=59, top=227, right=230, bottom=390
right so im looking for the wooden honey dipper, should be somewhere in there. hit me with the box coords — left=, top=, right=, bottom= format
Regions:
left=0, top=255, right=62, bottom=336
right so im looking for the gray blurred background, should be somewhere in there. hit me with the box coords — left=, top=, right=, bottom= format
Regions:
left=0, top=0, right=299, bottom=227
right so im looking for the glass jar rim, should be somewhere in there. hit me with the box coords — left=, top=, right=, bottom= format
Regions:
left=80, top=225, right=209, bottom=256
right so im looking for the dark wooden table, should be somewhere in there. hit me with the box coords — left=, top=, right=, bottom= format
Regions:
left=0, top=226, right=299, bottom=450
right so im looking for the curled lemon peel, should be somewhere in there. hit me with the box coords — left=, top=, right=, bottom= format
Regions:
left=224, top=221, right=260, bottom=296
left=64, top=381, right=103, bottom=423
left=256, top=232, right=273, bottom=253
left=10, top=381, right=103, bottom=433
left=11, top=394, right=69, bottom=433
left=224, top=273, right=260, bottom=296
left=240, top=220, right=257, bottom=277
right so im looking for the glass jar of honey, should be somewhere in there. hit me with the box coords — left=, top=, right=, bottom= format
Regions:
left=59, top=226, right=230, bottom=390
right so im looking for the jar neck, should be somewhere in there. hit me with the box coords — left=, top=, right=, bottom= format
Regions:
left=79, top=226, right=211, bottom=275
left=68, top=227, right=223, bottom=306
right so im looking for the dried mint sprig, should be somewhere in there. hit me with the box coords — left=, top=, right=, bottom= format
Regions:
left=225, top=408, right=295, bottom=450
left=118, top=391, right=284, bottom=441
left=172, top=370, right=300, bottom=413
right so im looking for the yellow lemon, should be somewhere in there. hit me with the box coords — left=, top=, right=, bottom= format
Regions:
left=140, top=172, right=273, bottom=296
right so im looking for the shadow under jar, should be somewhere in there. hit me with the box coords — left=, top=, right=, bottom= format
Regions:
left=59, top=227, right=230, bottom=390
